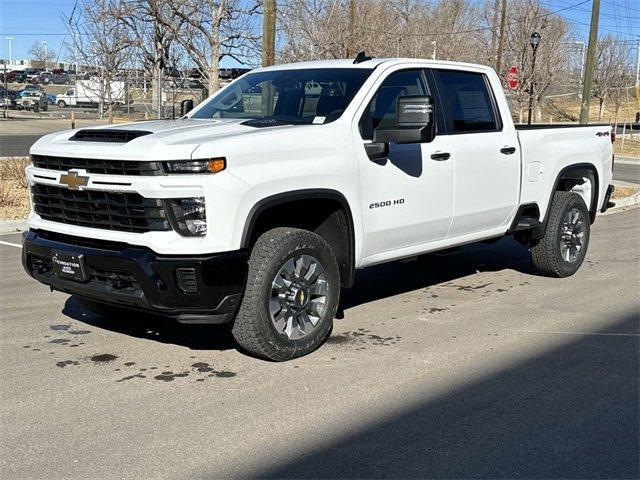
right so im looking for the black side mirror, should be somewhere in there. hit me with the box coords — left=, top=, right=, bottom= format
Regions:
left=180, top=99, right=194, bottom=117
left=373, top=95, right=436, bottom=144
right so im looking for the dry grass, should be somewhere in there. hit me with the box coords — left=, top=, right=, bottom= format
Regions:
left=0, top=157, right=31, bottom=220
left=611, top=185, right=638, bottom=200
left=615, top=137, right=640, bottom=158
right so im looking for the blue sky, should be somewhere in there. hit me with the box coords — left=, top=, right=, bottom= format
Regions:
left=0, top=0, right=638, bottom=65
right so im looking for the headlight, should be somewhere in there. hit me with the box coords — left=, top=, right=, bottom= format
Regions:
left=165, top=197, right=207, bottom=236
left=163, top=158, right=226, bottom=174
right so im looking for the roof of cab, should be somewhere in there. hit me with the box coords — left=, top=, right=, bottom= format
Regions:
left=254, top=57, right=494, bottom=73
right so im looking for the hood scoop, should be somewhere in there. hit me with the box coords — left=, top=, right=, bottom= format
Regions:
left=69, top=129, right=152, bottom=143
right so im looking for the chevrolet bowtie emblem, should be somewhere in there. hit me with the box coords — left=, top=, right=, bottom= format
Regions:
left=59, top=171, right=89, bottom=190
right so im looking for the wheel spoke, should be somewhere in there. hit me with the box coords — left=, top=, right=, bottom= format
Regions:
left=272, top=310, right=287, bottom=333
left=310, top=278, right=329, bottom=296
left=269, top=296, right=282, bottom=317
left=268, top=254, right=330, bottom=340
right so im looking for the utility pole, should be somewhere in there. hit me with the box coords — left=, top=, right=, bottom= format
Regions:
left=347, top=0, right=356, bottom=58
left=527, top=32, right=540, bottom=125
left=262, top=0, right=276, bottom=67
left=635, top=35, right=640, bottom=122
left=261, top=0, right=276, bottom=115
left=579, top=0, right=601, bottom=125
left=495, top=0, right=507, bottom=74
left=431, top=41, right=437, bottom=60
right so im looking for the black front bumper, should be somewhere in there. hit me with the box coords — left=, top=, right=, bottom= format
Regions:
left=22, top=229, right=248, bottom=324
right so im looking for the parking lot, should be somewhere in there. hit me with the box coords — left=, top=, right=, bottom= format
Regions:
left=1, top=209, right=638, bottom=479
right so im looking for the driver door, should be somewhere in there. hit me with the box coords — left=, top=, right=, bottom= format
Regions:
left=355, top=68, right=455, bottom=261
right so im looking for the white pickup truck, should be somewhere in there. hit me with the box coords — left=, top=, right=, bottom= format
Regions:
left=23, top=56, right=615, bottom=360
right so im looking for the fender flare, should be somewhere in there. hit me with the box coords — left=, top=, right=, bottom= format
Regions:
left=240, top=189, right=356, bottom=287
left=542, top=162, right=600, bottom=229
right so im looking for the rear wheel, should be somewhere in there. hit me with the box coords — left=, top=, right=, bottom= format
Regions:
left=232, top=227, right=340, bottom=361
left=531, top=191, right=590, bottom=277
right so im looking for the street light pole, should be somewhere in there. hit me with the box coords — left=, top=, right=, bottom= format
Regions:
left=527, top=32, right=540, bottom=125
left=42, top=41, right=48, bottom=69
left=5, top=36, right=14, bottom=65
left=574, top=41, right=585, bottom=87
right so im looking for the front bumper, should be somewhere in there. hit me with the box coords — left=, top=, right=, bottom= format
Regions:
left=22, top=229, right=248, bottom=323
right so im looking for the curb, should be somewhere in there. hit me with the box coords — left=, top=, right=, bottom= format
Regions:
left=0, top=219, right=27, bottom=234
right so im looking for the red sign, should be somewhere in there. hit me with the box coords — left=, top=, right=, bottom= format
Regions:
left=507, top=65, right=519, bottom=90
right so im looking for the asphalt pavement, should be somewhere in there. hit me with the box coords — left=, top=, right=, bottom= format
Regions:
left=614, top=160, right=640, bottom=183
left=1, top=209, right=638, bottom=479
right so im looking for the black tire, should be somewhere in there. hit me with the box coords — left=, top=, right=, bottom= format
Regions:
left=57, top=100, right=66, bottom=108
left=531, top=191, right=590, bottom=277
left=232, top=227, right=340, bottom=361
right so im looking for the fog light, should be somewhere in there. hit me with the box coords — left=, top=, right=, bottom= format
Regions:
left=165, top=197, right=207, bottom=236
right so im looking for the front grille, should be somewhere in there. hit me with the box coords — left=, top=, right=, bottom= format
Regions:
left=31, top=184, right=171, bottom=233
left=32, top=155, right=163, bottom=176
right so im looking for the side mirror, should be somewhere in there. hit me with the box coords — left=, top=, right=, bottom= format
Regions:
left=373, top=95, right=436, bottom=145
left=180, top=99, right=194, bottom=117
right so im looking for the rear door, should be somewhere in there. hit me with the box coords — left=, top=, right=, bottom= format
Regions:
left=431, top=69, right=519, bottom=238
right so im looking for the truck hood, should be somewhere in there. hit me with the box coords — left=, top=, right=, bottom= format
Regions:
left=30, top=118, right=302, bottom=160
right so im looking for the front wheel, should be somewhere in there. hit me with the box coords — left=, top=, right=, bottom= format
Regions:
left=57, top=100, right=67, bottom=108
left=531, top=191, right=590, bottom=277
left=232, top=227, right=340, bottom=361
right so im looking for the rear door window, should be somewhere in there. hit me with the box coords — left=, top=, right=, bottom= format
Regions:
left=432, top=70, right=501, bottom=133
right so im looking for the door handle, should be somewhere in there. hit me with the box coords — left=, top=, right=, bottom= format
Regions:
left=500, top=146, right=516, bottom=155
left=430, top=152, right=451, bottom=161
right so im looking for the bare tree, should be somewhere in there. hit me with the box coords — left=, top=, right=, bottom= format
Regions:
left=592, top=35, right=634, bottom=122
left=28, top=42, right=56, bottom=69
left=115, top=0, right=181, bottom=117
left=500, top=0, right=571, bottom=122
left=65, top=0, right=136, bottom=122
left=163, top=0, right=261, bottom=95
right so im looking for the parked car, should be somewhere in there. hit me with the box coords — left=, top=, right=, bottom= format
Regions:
left=0, top=88, right=18, bottom=109
left=49, top=73, right=70, bottom=85
left=23, top=68, right=43, bottom=81
left=16, top=90, right=47, bottom=111
left=32, top=72, right=52, bottom=85
left=0, top=69, right=24, bottom=83
left=18, top=85, right=44, bottom=97
left=23, top=57, right=614, bottom=361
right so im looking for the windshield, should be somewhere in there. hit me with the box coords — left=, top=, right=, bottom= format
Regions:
left=191, top=68, right=372, bottom=125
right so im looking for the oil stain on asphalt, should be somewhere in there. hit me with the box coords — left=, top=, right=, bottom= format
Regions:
left=32, top=324, right=240, bottom=383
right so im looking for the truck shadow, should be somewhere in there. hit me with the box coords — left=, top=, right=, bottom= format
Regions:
left=241, top=312, right=640, bottom=479
left=339, top=235, right=536, bottom=313
left=62, top=296, right=236, bottom=351
left=61, top=236, right=534, bottom=350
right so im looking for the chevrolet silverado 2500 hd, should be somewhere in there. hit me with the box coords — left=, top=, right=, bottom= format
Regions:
left=22, top=57, right=615, bottom=360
